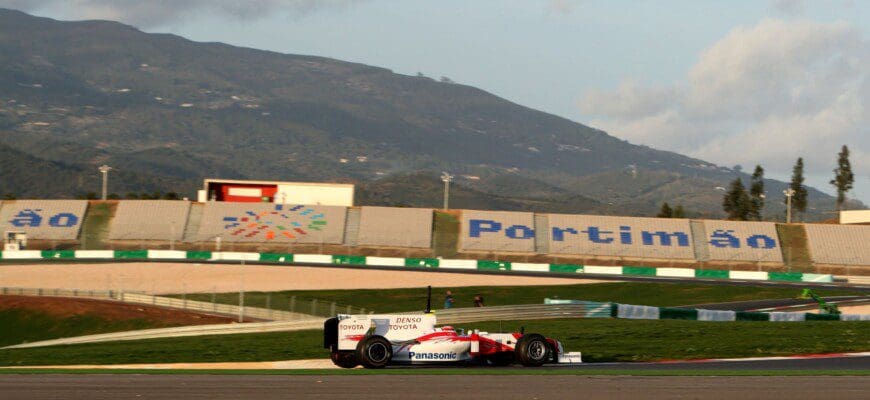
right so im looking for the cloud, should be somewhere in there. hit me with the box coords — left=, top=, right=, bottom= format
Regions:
left=580, top=19, right=868, bottom=188
left=0, top=0, right=366, bottom=28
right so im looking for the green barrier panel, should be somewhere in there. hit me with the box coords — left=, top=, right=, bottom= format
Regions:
left=549, top=264, right=584, bottom=273
left=186, top=251, right=212, bottom=260
left=332, top=255, right=366, bottom=265
left=41, top=250, right=75, bottom=259
left=610, top=303, right=619, bottom=318
left=0, top=251, right=3, bottom=260
left=114, top=250, right=148, bottom=259
left=659, top=307, right=699, bottom=320
left=405, top=258, right=439, bottom=268
left=622, top=266, right=657, bottom=276
left=768, top=271, right=804, bottom=282
left=477, top=260, right=511, bottom=271
left=695, top=269, right=730, bottom=279
left=805, top=313, right=840, bottom=321
left=259, top=253, right=294, bottom=263
left=736, top=311, right=770, bottom=321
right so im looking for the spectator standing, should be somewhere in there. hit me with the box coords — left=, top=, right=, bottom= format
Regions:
left=444, top=290, right=455, bottom=309
left=473, top=294, right=485, bottom=307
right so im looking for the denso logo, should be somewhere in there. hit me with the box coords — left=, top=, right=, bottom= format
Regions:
left=409, top=352, right=457, bottom=360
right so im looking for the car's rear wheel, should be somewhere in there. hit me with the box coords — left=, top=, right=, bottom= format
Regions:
left=356, top=335, right=392, bottom=369
left=515, top=333, right=550, bottom=367
left=330, top=349, right=358, bottom=368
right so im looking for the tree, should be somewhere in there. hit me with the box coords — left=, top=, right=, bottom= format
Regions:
left=749, top=165, right=765, bottom=220
left=107, top=193, right=120, bottom=200
left=723, top=177, right=751, bottom=220
left=125, top=192, right=139, bottom=199
left=830, top=145, right=854, bottom=211
left=657, top=202, right=673, bottom=218
left=788, top=157, right=808, bottom=218
left=673, top=205, right=686, bottom=218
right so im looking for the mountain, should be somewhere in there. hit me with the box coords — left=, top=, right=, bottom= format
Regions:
left=0, top=9, right=857, bottom=218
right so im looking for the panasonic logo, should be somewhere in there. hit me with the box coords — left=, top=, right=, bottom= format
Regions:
left=408, top=352, right=458, bottom=360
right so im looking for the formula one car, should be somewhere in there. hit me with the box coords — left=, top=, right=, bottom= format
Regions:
left=323, top=288, right=580, bottom=368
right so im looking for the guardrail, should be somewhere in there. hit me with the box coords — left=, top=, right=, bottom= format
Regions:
left=0, top=249, right=838, bottom=284
left=435, top=301, right=612, bottom=324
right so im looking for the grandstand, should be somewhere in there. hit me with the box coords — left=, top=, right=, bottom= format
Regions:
left=0, top=200, right=88, bottom=241
left=459, top=210, right=536, bottom=253
left=2, top=197, right=869, bottom=275
left=547, top=214, right=695, bottom=260
left=701, top=220, right=783, bottom=263
left=109, top=200, right=190, bottom=241
left=804, top=224, right=870, bottom=266
left=193, top=202, right=347, bottom=244
left=355, top=206, right=433, bottom=248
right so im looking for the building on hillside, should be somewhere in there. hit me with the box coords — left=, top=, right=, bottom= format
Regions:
left=198, top=178, right=354, bottom=206
left=839, top=210, right=870, bottom=225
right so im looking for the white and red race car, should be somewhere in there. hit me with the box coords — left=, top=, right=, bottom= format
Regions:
left=323, top=312, right=581, bottom=369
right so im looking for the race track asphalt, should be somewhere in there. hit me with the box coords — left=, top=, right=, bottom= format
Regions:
left=1, top=373, right=868, bottom=400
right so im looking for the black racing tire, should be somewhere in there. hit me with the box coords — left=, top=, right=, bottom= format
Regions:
left=330, top=350, right=359, bottom=369
left=515, top=333, right=550, bottom=367
left=487, top=352, right=515, bottom=367
left=355, top=335, right=392, bottom=369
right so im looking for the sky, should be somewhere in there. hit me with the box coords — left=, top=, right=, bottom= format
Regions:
left=5, top=0, right=869, bottom=204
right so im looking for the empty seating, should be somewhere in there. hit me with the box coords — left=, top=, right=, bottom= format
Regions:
left=459, top=210, right=536, bottom=252
left=194, top=202, right=347, bottom=244
left=547, top=214, right=696, bottom=259
left=356, top=206, right=433, bottom=248
left=701, top=220, right=783, bottom=262
left=804, top=224, right=870, bottom=265
left=109, top=200, right=191, bottom=240
left=0, top=200, right=88, bottom=240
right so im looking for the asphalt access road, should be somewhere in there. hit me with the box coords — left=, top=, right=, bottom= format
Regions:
left=684, top=296, right=869, bottom=311
left=1, top=374, right=868, bottom=400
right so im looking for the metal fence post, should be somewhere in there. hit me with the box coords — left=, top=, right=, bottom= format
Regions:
left=290, top=296, right=296, bottom=315
left=311, top=299, right=317, bottom=316
left=330, top=302, right=336, bottom=316
left=266, top=293, right=272, bottom=320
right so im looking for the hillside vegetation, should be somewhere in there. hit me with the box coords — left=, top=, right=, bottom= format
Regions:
left=0, top=9, right=854, bottom=218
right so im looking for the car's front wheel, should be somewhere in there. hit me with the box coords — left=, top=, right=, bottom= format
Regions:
left=355, top=335, right=392, bottom=369
left=515, top=334, right=550, bottom=367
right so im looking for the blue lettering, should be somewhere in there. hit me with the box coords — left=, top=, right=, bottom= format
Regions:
left=505, top=224, right=535, bottom=239
left=48, top=213, right=78, bottom=227
left=582, top=226, right=614, bottom=244
left=619, top=226, right=632, bottom=244
left=746, top=234, right=776, bottom=249
left=551, top=227, right=577, bottom=242
left=10, top=209, right=43, bottom=227
left=641, top=231, right=689, bottom=246
left=469, top=219, right=501, bottom=238
left=709, top=229, right=740, bottom=248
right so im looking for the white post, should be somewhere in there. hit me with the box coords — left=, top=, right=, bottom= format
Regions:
left=98, top=164, right=112, bottom=201
left=783, top=188, right=795, bottom=223
left=441, top=172, right=453, bottom=210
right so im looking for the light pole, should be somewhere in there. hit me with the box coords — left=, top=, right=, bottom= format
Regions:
left=98, top=165, right=112, bottom=201
left=441, top=171, right=454, bottom=210
left=783, top=188, right=795, bottom=223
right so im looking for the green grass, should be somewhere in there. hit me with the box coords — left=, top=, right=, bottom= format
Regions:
left=170, top=282, right=864, bottom=314
left=2, top=318, right=867, bottom=367
left=777, top=224, right=814, bottom=272
left=0, top=309, right=177, bottom=347
left=432, top=211, right=459, bottom=258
